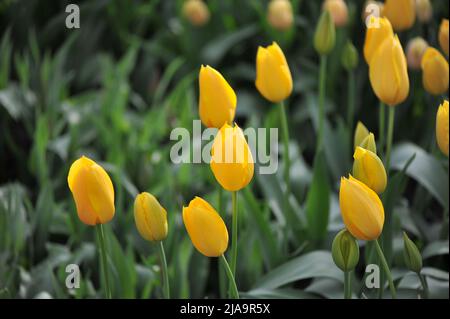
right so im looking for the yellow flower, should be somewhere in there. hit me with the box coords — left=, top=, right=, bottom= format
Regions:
left=199, top=65, right=237, bottom=128
left=134, top=192, right=168, bottom=241
left=415, top=0, right=433, bottom=24
left=354, top=121, right=370, bottom=150
left=255, top=42, right=293, bottom=103
left=406, top=37, right=429, bottom=70
left=340, top=175, right=385, bottom=241
left=364, top=17, right=394, bottom=64
left=369, top=35, right=409, bottom=106
left=210, top=123, right=254, bottom=191
left=182, top=0, right=210, bottom=26
left=353, top=147, right=387, bottom=194
left=267, top=0, right=294, bottom=31
left=383, top=0, right=416, bottom=31
left=436, top=100, right=449, bottom=157
left=323, top=0, right=348, bottom=27
left=67, top=156, right=115, bottom=225
left=360, top=133, right=377, bottom=154
left=421, top=47, right=449, bottom=96
left=439, top=19, right=449, bottom=56
left=182, top=197, right=228, bottom=257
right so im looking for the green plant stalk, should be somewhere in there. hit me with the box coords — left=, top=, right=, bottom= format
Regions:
left=344, top=271, right=352, bottom=299
left=157, top=241, right=170, bottom=299
left=385, top=106, right=395, bottom=174
left=347, top=70, right=356, bottom=136
left=379, top=102, right=386, bottom=154
left=317, top=54, right=327, bottom=152
left=230, top=191, right=238, bottom=276
left=218, top=186, right=226, bottom=298
left=374, top=239, right=397, bottom=299
left=220, top=255, right=239, bottom=299
left=96, top=224, right=111, bottom=299
left=418, top=273, right=429, bottom=299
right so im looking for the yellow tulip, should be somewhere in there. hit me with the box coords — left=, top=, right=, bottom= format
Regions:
left=406, top=37, right=429, bottom=70
left=323, top=0, right=349, bottom=28
left=339, top=175, right=385, bottom=241
left=436, top=100, right=449, bottom=157
left=182, top=197, right=229, bottom=257
left=267, top=0, right=294, bottom=31
left=360, top=133, right=377, bottom=154
left=364, top=17, right=394, bottom=64
left=67, top=156, right=115, bottom=225
left=255, top=42, right=293, bottom=103
left=354, top=121, right=370, bottom=150
left=421, top=47, right=449, bottom=96
left=134, top=192, right=168, bottom=241
left=415, top=0, right=433, bottom=24
left=199, top=65, right=237, bottom=128
left=353, top=147, right=387, bottom=194
left=383, top=0, right=416, bottom=31
left=210, top=123, right=254, bottom=191
left=182, top=0, right=210, bottom=26
left=439, top=19, right=449, bottom=56
left=369, top=35, right=409, bottom=106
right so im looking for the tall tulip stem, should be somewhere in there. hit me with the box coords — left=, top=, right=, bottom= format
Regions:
left=230, top=191, right=238, bottom=276
left=378, top=102, right=386, bottom=153
left=279, top=100, right=291, bottom=220
left=218, top=186, right=226, bottom=298
left=374, top=239, right=397, bottom=299
left=157, top=241, right=170, bottom=299
left=385, top=107, right=395, bottom=173
left=317, top=54, right=327, bottom=152
left=344, top=271, right=352, bottom=299
left=347, top=70, right=356, bottom=136
left=96, top=224, right=112, bottom=299
left=220, top=254, right=239, bottom=299
left=419, top=273, right=429, bottom=299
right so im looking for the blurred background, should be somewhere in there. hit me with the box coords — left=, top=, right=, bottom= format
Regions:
left=0, top=0, right=448, bottom=299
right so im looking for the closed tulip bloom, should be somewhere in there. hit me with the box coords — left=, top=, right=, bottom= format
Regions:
left=323, top=0, right=348, bottom=27
left=353, top=147, right=387, bottom=194
left=255, top=42, right=293, bottom=103
left=436, top=100, right=449, bottom=157
left=364, top=17, right=394, bottom=64
left=421, top=47, right=449, bottom=95
left=210, top=123, right=254, bottom=191
left=406, top=37, right=429, bottom=70
left=369, top=35, right=409, bottom=106
left=340, top=175, right=385, bottom=241
left=314, top=10, right=336, bottom=55
left=183, top=0, right=210, bottom=26
left=199, top=65, right=237, bottom=128
left=383, top=0, right=416, bottom=31
left=134, top=192, right=168, bottom=242
left=415, top=0, right=432, bottom=24
left=360, top=133, right=377, bottom=154
left=354, top=121, right=370, bottom=150
left=439, top=19, right=449, bottom=56
left=267, top=0, right=294, bottom=31
left=183, top=197, right=229, bottom=257
left=67, top=156, right=115, bottom=225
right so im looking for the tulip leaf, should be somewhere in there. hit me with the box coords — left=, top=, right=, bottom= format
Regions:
left=422, top=241, right=449, bottom=259
left=242, top=288, right=320, bottom=299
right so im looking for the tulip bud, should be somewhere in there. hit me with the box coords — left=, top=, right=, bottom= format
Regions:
left=183, top=197, right=228, bottom=257
left=182, top=0, right=210, bottom=27
left=199, top=65, right=237, bottom=128
left=67, top=156, right=115, bottom=225
left=134, top=192, right=168, bottom=242
left=364, top=17, right=394, bottom=64
left=314, top=10, right=336, bottom=55
left=406, top=37, right=429, bottom=70
left=369, top=35, right=409, bottom=107
left=341, top=40, right=359, bottom=71
left=421, top=47, right=449, bottom=96
left=353, top=147, right=387, bottom=194
left=415, top=0, right=432, bottom=24
left=323, top=0, right=349, bottom=28
left=383, top=0, right=416, bottom=31
left=436, top=100, right=449, bottom=157
left=360, top=133, right=377, bottom=154
left=354, top=121, right=370, bottom=150
left=267, top=0, right=294, bottom=31
left=255, top=42, right=293, bottom=103
left=339, top=175, right=385, bottom=241
left=210, top=123, right=254, bottom=191
left=332, top=229, right=360, bottom=272
left=403, top=232, right=423, bottom=273
left=439, top=19, right=449, bottom=56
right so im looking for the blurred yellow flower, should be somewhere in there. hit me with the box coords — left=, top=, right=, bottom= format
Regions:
left=421, top=47, right=449, bottom=96
left=369, top=35, right=409, bottom=106
left=439, top=19, right=449, bottom=56
left=340, top=175, right=385, bottom=241
left=255, top=42, right=293, bottom=103
left=183, top=197, right=229, bottom=257
left=406, top=37, right=429, bottom=70
left=353, top=147, right=387, bottom=194
left=183, top=0, right=210, bottom=26
left=267, top=0, right=294, bottom=31
left=415, top=0, right=433, bottom=24
left=354, top=121, right=370, bottom=150
left=364, top=17, right=394, bottom=64
left=323, top=0, right=348, bottom=27
left=383, top=0, right=416, bottom=31
left=210, top=123, right=254, bottom=192
left=436, top=100, right=449, bottom=157
left=134, top=192, right=168, bottom=242
left=199, top=65, right=237, bottom=128
left=67, top=156, right=115, bottom=225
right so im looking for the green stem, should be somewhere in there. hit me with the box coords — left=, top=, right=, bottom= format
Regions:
left=344, top=271, right=352, bottom=299
left=96, top=224, right=111, bottom=299
left=279, top=100, right=291, bottom=202
left=347, top=70, right=356, bottom=135
left=220, top=255, right=239, bottom=299
left=317, top=55, right=327, bottom=152
left=418, top=273, right=429, bottom=299
left=230, top=191, right=238, bottom=276
left=385, top=106, right=395, bottom=174
left=218, top=187, right=226, bottom=298
left=374, top=239, right=397, bottom=299
left=157, top=241, right=170, bottom=299
left=379, top=102, right=385, bottom=154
